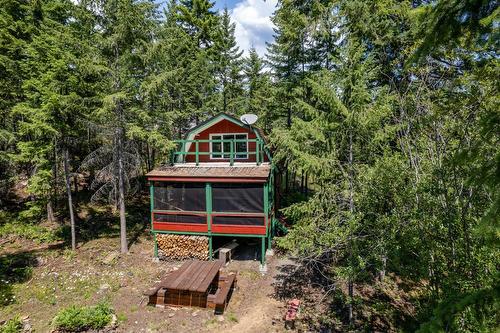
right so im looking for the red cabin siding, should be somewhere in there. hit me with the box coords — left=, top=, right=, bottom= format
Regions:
left=185, top=119, right=269, bottom=163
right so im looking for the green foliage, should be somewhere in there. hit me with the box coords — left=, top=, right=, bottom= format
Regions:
left=269, top=0, right=499, bottom=330
left=52, top=301, right=113, bottom=331
left=0, top=221, right=61, bottom=243
left=0, top=317, right=22, bottom=333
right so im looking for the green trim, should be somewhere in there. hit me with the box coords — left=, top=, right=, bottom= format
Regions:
left=264, top=183, right=269, bottom=234
left=261, top=237, right=266, bottom=265
left=181, top=113, right=272, bottom=163
left=268, top=227, right=272, bottom=249
left=152, top=230, right=266, bottom=238
left=206, top=183, right=212, bottom=232
left=209, top=236, right=213, bottom=260
left=150, top=183, right=154, bottom=229
left=152, top=209, right=206, bottom=214
left=152, top=230, right=209, bottom=236
left=150, top=183, right=158, bottom=258
left=154, top=233, right=158, bottom=258
left=212, top=233, right=265, bottom=238
left=195, top=141, right=199, bottom=166
left=230, top=139, right=234, bottom=166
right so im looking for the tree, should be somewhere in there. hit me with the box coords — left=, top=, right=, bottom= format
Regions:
left=12, top=0, right=102, bottom=250
left=212, top=7, right=243, bottom=114
left=81, top=0, right=158, bottom=253
left=243, top=48, right=273, bottom=131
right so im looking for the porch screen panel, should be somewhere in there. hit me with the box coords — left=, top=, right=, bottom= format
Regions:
left=212, top=215, right=264, bottom=225
left=154, top=213, right=206, bottom=224
left=212, top=184, right=263, bottom=213
left=153, top=183, right=205, bottom=211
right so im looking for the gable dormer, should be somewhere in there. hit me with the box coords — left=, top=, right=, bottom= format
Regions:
left=176, top=113, right=270, bottom=165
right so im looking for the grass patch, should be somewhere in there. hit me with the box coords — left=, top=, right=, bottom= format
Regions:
left=0, top=317, right=22, bottom=333
left=205, top=318, right=219, bottom=328
left=0, top=221, right=61, bottom=243
left=227, top=312, right=239, bottom=323
left=240, top=269, right=261, bottom=280
left=52, top=301, right=113, bottom=332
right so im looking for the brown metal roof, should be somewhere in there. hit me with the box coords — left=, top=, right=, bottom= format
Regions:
left=146, top=164, right=271, bottom=179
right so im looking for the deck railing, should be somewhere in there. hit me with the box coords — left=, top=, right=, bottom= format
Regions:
left=172, top=139, right=266, bottom=166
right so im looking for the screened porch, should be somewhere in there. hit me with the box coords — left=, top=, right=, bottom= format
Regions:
left=150, top=182, right=272, bottom=236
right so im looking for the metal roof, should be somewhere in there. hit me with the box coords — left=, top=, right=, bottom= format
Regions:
left=146, top=164, right=271, bottom=179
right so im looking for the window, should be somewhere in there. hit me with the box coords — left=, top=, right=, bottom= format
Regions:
left=212, top=184, right=264, bottom=213
left=210, top=133, right=248, bottom=159
left=153, top=183, right=206, bottom=212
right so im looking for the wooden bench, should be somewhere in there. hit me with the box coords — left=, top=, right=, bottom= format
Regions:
left=213, top=273, right=237, bottom=314
left=217, top=241, right=238, bottom=265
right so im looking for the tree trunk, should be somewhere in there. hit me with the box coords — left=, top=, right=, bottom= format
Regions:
left=47, top=201, right=54, bottom=223
left=379, top=254, right=387, bottom=282
left=347, top=129, right=354, bottom=326
left=117, top=126, right=128, bottom=253
left=305, top=172, right=309, bottom=196
left=63, top=147, right=76, bottom=251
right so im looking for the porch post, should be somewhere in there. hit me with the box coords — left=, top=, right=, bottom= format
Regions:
left=150, top=182, right=158, bottom=258
left=261, top=237, right=266, bottom=266
left=154, top=233, right=158, bottom=258
left=206, top=183, right=213, bottom=260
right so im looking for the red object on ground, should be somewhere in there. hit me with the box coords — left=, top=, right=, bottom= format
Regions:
left=284, top=299, right=300, bottom=322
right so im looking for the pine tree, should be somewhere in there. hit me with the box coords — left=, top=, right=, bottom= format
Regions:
left=243, top=48, right=273, bottom=131
left=176, top=0, right=218, bottom=49
left=12, top=0, right=103, bottom=249
left=0, top=0, right=36, bottom=202
left=212, top=8, right=243, bottom=115
left=80, top=0, right=158, bottom=253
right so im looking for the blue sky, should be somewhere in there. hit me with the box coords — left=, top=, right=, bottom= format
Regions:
left=220, top=0, right=277, bottom=57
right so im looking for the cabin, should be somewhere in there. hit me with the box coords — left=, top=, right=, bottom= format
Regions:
left=146, top=113, right=276, bottom=269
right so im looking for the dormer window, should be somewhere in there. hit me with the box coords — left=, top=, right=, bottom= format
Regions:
left=210, top=133, right=248, bottom=159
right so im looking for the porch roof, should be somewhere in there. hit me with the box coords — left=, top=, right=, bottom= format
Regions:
left=146, top=163, right=271, bottom=181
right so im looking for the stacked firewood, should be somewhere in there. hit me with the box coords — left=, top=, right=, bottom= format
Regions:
left=157, top=234, right=209, bottom=260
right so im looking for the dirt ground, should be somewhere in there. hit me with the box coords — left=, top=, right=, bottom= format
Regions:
left=0, top=234, right=295, bottom=333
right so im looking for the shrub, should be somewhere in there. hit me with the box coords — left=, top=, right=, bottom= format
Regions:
left=52, top=302, right=113, bottom=332
left=0, top=317, right=22, bottom=333
left=0, top=221, right=61, bottom=243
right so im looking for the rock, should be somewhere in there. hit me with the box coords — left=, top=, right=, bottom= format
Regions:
left=22, top=322, right=32, bottom=332
left=110, top=314, right=118, bottom=328
left=98, top=283, right=111, bottom=294
left=192, top=310, right=199, bottom=317
left=168, top=313, right=175, bottom=318
left=102, top=252, right=119, bottom=265
left=216, top=315, right=224, bottom=322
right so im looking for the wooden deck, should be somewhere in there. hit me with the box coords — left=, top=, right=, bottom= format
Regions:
left=145, top=260, right=237, bottom=313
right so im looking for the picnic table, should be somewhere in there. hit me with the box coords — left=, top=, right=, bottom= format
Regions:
left=145, top=260, right=237, bottom=314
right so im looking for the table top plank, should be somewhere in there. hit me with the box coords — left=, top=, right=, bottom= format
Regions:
left=177, top=260, right=205, bottom=290
left=195, top=261, right=224, bottom=292
left=166, top=260, right=198, bottom=290
left=188, top=261, right=218, bottom=291
left=183, top=261, right=213, bottom=291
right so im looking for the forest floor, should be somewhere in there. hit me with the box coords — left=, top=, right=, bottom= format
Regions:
left=0, top=233, right=297, bottom=333
left=1, top=194, right=423, bottom=332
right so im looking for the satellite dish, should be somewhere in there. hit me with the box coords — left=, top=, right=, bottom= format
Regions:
left=240, top=114, right=258, bottom=125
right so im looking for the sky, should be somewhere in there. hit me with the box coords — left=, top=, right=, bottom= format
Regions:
left=214, top=0, right=278, bottom=57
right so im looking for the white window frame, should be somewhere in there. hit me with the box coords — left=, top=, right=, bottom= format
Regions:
left=209, top=133, right=248, bottom=159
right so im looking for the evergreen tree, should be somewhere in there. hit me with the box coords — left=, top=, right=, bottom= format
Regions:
left=176, top=0, right=218, bottom=48
left=243, top=48, right=273, bottom=131
left=212, top=7, right=243, bottom=115
left=80, top=0, right=158, bottom=253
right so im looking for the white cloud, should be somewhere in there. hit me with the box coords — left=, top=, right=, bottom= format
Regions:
left=229, top=0, right=277, bottom=57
